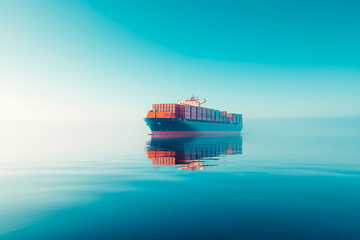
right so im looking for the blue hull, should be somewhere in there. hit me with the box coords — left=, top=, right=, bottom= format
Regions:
left=144, top=118, right=243, bottom=134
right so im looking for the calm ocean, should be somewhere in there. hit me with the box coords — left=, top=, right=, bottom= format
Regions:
left=1, top=118, right=359, bottom=239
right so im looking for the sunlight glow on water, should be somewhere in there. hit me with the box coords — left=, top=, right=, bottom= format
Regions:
left=0, top=118, right=359, bottom=239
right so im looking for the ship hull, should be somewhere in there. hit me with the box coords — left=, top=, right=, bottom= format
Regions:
left=144, top=118, right=243, bottom=134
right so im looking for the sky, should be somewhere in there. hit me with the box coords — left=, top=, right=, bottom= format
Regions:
left=1, top=0, right=360, bottom=122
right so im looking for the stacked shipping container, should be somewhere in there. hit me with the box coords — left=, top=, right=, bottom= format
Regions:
left=196, top=107, right=202, bottom=120
left=226, top=113, right=243, bottom=124
left=206, top=109, right=211, bottom=121
left=191, top=106, right=196, bottom=120
left=149, top=103, right=242, bottom=124
left=184, top=105, right=191, bottom=119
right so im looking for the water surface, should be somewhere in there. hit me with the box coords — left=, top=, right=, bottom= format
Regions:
left=0, top=118, right=359, bottom=239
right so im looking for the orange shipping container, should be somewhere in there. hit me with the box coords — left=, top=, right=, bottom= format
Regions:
left=146, top=111, right=176, bottom=118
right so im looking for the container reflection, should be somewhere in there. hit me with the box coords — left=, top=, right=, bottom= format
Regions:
left=146, top=134, right=243, bottom=171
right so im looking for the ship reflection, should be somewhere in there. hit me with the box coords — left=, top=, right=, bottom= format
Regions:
left=146, top=135, right=243, bottom=171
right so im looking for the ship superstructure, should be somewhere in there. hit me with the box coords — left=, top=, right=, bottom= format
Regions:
left=176, top=95, right=206, bottom=107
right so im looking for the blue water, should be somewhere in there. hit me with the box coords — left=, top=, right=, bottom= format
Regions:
left=0, top=118, right=360, bottom=239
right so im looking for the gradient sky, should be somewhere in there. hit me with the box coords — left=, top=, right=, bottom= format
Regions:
left=1, top=0, right=359, bottom=122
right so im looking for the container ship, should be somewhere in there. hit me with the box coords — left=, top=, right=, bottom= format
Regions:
left=144, top=95, right=243, bottom=135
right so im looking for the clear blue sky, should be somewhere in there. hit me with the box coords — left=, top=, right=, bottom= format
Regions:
left=1, top=0, right=359, bottom=121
